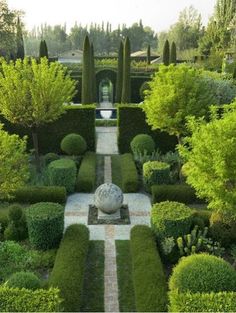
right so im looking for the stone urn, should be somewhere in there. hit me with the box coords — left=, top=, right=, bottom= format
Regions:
left=94, top=183, right=123, bottom=214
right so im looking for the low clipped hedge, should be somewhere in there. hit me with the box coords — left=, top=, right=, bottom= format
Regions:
left=130, top=225, right=168, bottom=312
left=48, top=159, right=77, bottom=193
left=121, top=153, right=138, bottom=192
left=13, top=186, right=67, bottom=204
left=6, top=272, right=41, bottom=290
left=151, top=184, right=201, bottom=204
left=151, top=201, right=193, bottom=240
left=26, top=202, right=64, bottom=250
left=49, top=224, right=89, bottom=312
left=0, top=286, right=62, bottom=312
left=143, top=161, right=170, bottom=191
left=76, top=152, right=96, bottom=192
left=169, top=291, right=236, bottom=312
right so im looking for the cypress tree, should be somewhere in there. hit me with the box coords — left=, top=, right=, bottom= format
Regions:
left=39, top=40, right=48, bottom=59
left=147, top=44, right=151, bottom=65
left=16, top=17, right=25, bottom=60
left=90, top=42, right=97, bottom=103
left=170, top=41, right=177, bottom=64
left=163, top=39, right=170, bottom=66
left=43, top=40, right=48, bottom=58
left=82, top=35, right=91, bottom=104
left=115, top=40, right=123, bottom=103
left=121, top=36, right=131, bottom=103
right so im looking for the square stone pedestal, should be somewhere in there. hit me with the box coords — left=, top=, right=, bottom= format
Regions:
left=98, top=209, right=121, bottom=221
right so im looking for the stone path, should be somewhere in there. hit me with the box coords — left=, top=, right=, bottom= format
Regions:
left=96, top=127, right=118, bottom=155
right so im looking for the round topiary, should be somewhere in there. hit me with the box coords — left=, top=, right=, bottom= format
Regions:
left=151, top=201, right=193, bottom=240
left=61, top=133, right=87, bottom=156
left=8, top=205, right=23, bottom=222
left=210, top=211, right=236, bottom=247
left=26, top=202, right=64, bottom=250
left=6, top=271, right=41, bottom=290
left=169, top=253, right=236, bottom=293
left=44, top=153, right=59, bottom=166
left=130, top=134, right=155, bottom=155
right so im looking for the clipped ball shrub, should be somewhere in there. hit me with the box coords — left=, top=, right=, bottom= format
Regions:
left=151, top=201, right=193, bottom=240
left=130, top=134, right=155, bottom=155
left=48, top=159, right=77, bottom=193
left=26, top=202, right=64, bottom=250
left=6, top=271, right=41, bottom=290
left=44, top=153, right=59, bottom=166
left=210, top=211, right=236, bottom=247
left=143, top=161, right=170, bottom=191
left=61, top=133, right=87, bottom=156
left=4, top=205, right=27, bottom=241
left=169, top=253, right=236, bottom=293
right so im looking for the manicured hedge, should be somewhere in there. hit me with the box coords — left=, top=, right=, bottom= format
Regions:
left=121, top=153, right=139, bottom=192
left=76, top=152, right=96, bottom=192
left=151, top=184, right=201, bottom=204
left=169, top=291, right=236, bottom=312
left=0, top=286, right=62, bottom=312
left=117, top=105, right=177, bottom=154
left=49, top=224, right=89, bottom=312
left=130, top=225, right=168, bottom=312
left=0, top=105, right=96, bottom=153
left=13, top=186, right=67, bottom=204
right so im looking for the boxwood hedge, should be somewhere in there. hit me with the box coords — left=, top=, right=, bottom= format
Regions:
left=121, top=153, right=139, bottom=192
left=76, top=152, right=96, bottom=192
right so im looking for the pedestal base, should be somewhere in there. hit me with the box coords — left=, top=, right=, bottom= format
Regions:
left=98, top=209, right=121, bottom=220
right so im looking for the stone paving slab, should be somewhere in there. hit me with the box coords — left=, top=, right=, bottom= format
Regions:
left=96, top=127, right=118, bottom=155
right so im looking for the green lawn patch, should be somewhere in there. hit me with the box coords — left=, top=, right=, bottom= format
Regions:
left=111, top=155, right=122, bottom=188
left=116, top=240, right=136, bottom=312
left=96, top=155, right=104, bottom=188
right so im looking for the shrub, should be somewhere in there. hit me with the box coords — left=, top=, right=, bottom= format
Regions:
left=13, top=186, right=66, bottom=204
left=44, top=153, right=59, bottom=166
left=169, top=291, right=236, bottom=312
left=151, top=201, right=193, bottom=240
left=0, top=286, right=62, bottom=312
left=61, top=133, right=87, bottom=156
left=4, top=205, right=27, bottom=241
left=210, top=211, right=236, bottom=247
left=49, top=224, right=89, bottom=312
left=130, top=225, right=168, bottom=312
left=121, top=153, right=139, bottom=192
left=76, top=152, right=96, bottom=192
left=143, top=161, right=170, bottom=191
left=169, top=253, right=236, bottom=293
left=26, top=202, right=64, bottom=250
left=6, top=271, right=41, bottom=290
left=192, top=209, right=212, bottom=228
left=48, top=159, right=77, bottom=193
left=152, top=184, right=201, bottom=204
left=130, top=134, right=155, bottom=155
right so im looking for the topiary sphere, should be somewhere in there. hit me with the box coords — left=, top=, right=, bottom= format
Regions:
left=169, top=253, right=236, bottom=293
left=8, top=205, right=23, bottom=222
left=44, top=153, right=59, bottom=166
left=61, top=133, right=87, bottom=156
left=6, top=271, right=41, bottom=290
left=130, top=134, right=155, bottom=155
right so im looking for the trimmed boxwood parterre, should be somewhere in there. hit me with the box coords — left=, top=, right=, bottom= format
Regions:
left=49, top=224, right=89, bottom=312
left=121, top=153, right=139, bottom=192
left=26, top=202, right=64, bottom=250
left=76, top=152, right=96, bottom=192
left=130, top=225, right=168, bottom=312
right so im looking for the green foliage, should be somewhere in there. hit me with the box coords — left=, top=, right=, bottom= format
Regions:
left=117, top=105, right=177, bottom=154
left=116, top=41, right=124, bottom=103
left=0, top=286, right=62, bottom=312
left=16, top=17, right=24, bottom=60
left=143, top=161, right=170, bottom=190
left=147, top=44, right=151, bottom=65
left=4, top=205, right=27, bottom=241
left=121, top=153, right=139, bottom=192
left=143, top=64, right=217, bottom=139
left=151, top=201, right=193, bottom=239
left=0, top=125, right=29, bottom=200
left=130, top=133, right=155, bottom=155
left=6, top=271, right=41, bottom=290
left=169, top=290, right=236, bottom=312
left=170, top=42, right=177, bottom=64
left=44, top=153, right=59, bottom=166
left=39, top=40, right=48, bottom=59
left=76, top=152, right=96, bottom=192
left=48, top=159, right=77, bottom=193
left=130, top=225, right=168, bottom=312
left=49, top=224, right=89, bottom=312
left=169, top=253, right=236, bottom=293
left=210, top=211, right=236, bottom=247
left=163, top=39, right=170, bottom=66
left=151, top=184, right=200, bottom=204
left=121, top=37, right=131, bottom=103
left=26, top=202, right=64, bottom=250
left=60, top=133, right=87, bottom=156
left=139, top=81, right=151, bottom=101
left=82, top=35, right=91, bottom=104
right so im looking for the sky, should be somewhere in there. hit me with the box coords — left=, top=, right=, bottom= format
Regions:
left=8, top=0, right=216, bottom=33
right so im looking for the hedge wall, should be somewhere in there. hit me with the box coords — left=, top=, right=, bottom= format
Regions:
left=0, top=105, right=95, bottom=154
left=117, top=105, right=177, bottom=154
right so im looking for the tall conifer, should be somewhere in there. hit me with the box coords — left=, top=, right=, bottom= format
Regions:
left=147, top=44, right=151, bottom=65
left=115, top=40, right=123, bottom=103
left=90, top=42, right=97, bottom=103
left=121, top=37, right=131, bottom=103
left=170, top=41, right=177, bottom=64
left=16, top=17, right=24, bottom=60
left=163, top=39, right=170, bottom=66
left=82, top=35, right=91, bottom=104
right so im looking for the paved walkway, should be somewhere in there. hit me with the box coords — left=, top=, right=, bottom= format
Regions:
left=96, top=127, right=118, bottom=155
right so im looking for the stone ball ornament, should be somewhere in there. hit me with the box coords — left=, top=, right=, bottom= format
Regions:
left=94, top=183, right=123, bottom=214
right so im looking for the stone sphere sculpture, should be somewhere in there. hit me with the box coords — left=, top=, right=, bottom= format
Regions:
left=94, top=183, right=123, bottom=214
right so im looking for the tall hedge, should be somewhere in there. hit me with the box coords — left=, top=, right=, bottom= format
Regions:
left=121, top=37, right=131, bottom=103
left=116, top=41, right=124, bottom=103
left=117, top=105, right=177, bottom=154
left=82, top=35, right=91, bottom=104
left=0, top=105, right=96, bottom=153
